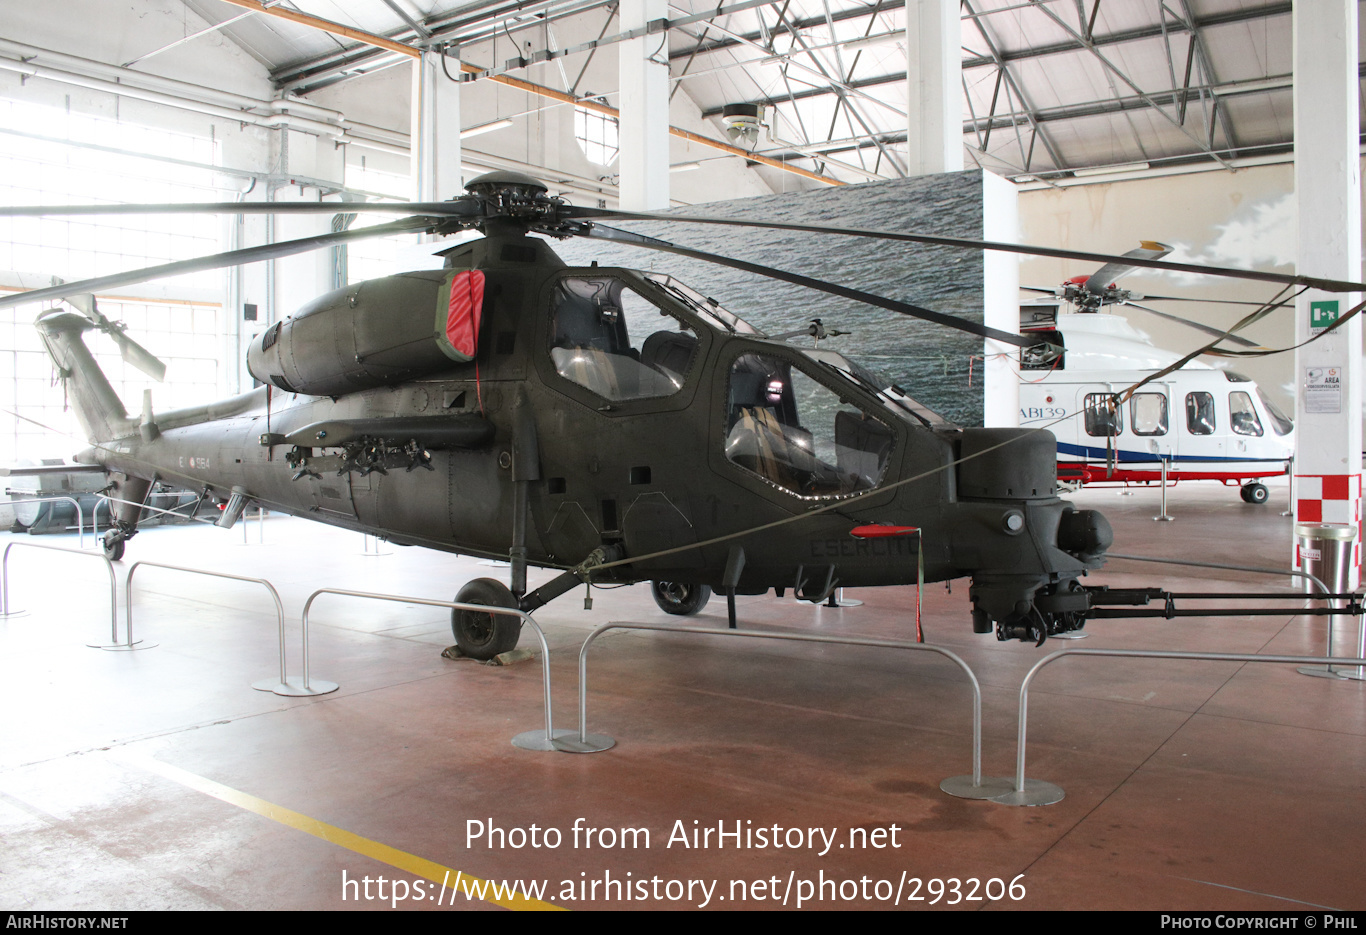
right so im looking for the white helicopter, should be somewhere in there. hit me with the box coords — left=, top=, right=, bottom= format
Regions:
left=1017, top=243, right=1294, bottom=504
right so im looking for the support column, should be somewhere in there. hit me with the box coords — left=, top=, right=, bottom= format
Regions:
left=618, top=0, right=669, bottom=209
left=981, top=171, right=1019, bottom=427
left=411, top=50, right=463, bottom=202
left=272, top=129, right=337, bottom=328
left=1293, top=0, right=1362, bottom=584
left=905, top=0, right=963, bottom=176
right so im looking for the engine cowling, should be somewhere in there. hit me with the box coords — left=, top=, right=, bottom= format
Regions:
left=247, top=269, right=479, bottom=396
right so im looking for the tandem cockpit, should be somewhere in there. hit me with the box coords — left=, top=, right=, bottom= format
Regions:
left=545, top=267, right=954, bottom=503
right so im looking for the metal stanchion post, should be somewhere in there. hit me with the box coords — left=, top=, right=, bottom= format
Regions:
left=1281, top=457, right=1294, bottom=517
left=1153, top=456, right=1174, bottom=522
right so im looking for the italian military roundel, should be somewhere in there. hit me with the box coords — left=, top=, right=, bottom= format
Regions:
left=439, top=269, right=485, bottom=361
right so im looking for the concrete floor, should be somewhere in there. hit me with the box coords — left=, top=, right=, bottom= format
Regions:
left=1, top=480, right=1363, bottom=911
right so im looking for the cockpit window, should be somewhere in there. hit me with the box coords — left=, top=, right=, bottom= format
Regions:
left=550, top=276, right=698, bottom=401
left=804, top=349, right=953, bottom=429
left=643, top=273, right=760, bottom=335
left=724, top=352, right=892, bottom=498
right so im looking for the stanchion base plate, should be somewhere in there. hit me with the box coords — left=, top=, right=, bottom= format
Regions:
left=0, top=609, right=28, bottom=618
left=1153, top=516, right=1175, bottom=522
left=253, top=678, right=340, bottom=696
left=1050, top=631, right=1090, bottom=641
left=512, top=728, right=581, bottom=752
left=1336, top=668, right=1366, bottom=681
left=91, top=640, right=156, bottom=651
left=827, top=597, right=863, bottom=607
left=553, top=733, right=616, bottom=754
left=990, top=779, right=1066, bottom=807
left=1296, top=665, right=1345, bottom=680
left=940, top=775, right=1015, bottom=799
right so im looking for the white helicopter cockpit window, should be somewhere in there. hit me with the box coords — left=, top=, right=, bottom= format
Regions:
left=1229, top=391, right=1264, bottom=437
left=550, top=277, right=699, bottom=402
left=724, top=353, right=893, bottom=498
left=1083, top=393, right=1122, bottom=437
left=1186, top=392, right=1216, bottom=435
left=1130, top=393, right=1168, bottom=436
left=1256, top=388, right=1294, bottom=436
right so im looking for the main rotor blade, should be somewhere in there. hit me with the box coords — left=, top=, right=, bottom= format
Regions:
left=1125, top=302, right=1262, bottom=349
left=561, top=206, right=1366, bottom=294
left=0, top=201, right=481, bottom=219
left=1137, top=293, right=1284, bottom=307
left=1083, top=241, right=1171, bottom=294
left=558, top=223, right=1038, bottom=350
left=0, top=216, right=437, bottom=310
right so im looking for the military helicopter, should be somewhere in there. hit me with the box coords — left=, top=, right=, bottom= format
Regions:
left=1, top=172, right=1358, bottom=655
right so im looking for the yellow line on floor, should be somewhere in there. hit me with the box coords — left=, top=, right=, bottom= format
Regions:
left=116, top=752, right=564, bottom=911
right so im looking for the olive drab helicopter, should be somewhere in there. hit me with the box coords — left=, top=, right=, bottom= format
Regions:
left=2, top=171, right=1361, bottom=654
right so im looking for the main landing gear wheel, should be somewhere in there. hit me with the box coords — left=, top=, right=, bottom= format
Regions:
left=101, top=530, right=126, bottom=562
left=452, top=578, right=521, bottom=660
left=1241, top=482, right=1270, bottom=504
left=651, top=581, right=712, bottom=616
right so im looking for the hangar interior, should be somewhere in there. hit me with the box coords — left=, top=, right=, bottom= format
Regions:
left=1, top=0, right=1364, bottom=912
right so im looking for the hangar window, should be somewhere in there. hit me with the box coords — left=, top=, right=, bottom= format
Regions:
left=724, top=353, right=892, bottom=498
left=549, top=276, right=697, bottom=401
left=575, top=105, right=619, bottom=166
left=1186, top=392, right=1216, bottom=435
left=0, top=98, right=229, bottom=465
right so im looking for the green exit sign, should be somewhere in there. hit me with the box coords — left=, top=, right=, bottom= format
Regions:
left=1311, top=300, right=1340, bottom=330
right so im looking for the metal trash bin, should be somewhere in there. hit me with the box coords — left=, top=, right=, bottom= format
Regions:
left=1295, top=523, right=1356, bottom=595
left=1295, top=523, right=1358, bottom=679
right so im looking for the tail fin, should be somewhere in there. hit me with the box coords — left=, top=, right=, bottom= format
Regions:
left=35, top=310, right=136, bottom=444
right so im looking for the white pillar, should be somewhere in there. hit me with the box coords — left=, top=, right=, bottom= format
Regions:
left=273, top=130, right=335, bottom=324
left=1293, top=0, right=1362, bottom=585
left=412, top=51, right=463, bottom=202
left=618, top=0, right=669, bottom=209
left=905, top=0, right=963, bottom=176
left=981, top=171, right=1019, bottom=427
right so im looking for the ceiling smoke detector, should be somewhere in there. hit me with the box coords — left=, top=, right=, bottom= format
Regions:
left=721, top=103, right=766, bottom=145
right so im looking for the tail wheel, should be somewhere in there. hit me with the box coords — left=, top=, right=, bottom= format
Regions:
left=1241, top=483, right=1270, bottom=504
left=651, top=581, right=712, bottom=616
left=451, top=578, right=521, bottom=660
left=101, top=530, right=125, bottom=562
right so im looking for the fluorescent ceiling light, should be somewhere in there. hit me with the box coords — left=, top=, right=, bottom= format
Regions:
left=843, top=32, right=903, bottom=53
left=460, top=118, right=514, bottom=139
left=1073, top=161, right=1150, bottom=177
left=670, top=162, right=702, bottom=173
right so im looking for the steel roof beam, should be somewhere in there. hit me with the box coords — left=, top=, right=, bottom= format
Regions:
left=669, top=1, right=1290, bottom=69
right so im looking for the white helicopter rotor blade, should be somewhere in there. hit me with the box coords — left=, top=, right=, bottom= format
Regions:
left=1083, top=241, right=1173, bottom=294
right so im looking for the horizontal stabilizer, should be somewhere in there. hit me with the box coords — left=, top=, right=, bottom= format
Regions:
left=0, top=463, right=107, bottom=477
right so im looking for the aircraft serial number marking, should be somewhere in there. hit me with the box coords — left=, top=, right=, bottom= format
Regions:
left=178, top=456, right=211, bottom=470
left=809, top=538, right=914, bottom=559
